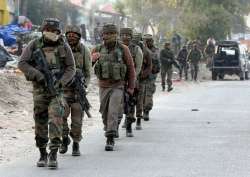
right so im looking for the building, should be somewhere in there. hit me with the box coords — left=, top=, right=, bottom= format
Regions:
left=0, top=0, right=17, bottom=25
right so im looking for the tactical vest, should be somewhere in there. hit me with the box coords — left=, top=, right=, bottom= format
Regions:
left=150, top=47, right=160, bottom=74
left=94, top=43, right=127, bottom=81
left=33, top=38, right=66, bottom=79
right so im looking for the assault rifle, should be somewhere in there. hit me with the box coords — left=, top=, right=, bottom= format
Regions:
left=74, top=70, right=92, bottom=118
left=124, top=88, right=138, bottom=115
left=33, top=48, right=58, bottom=96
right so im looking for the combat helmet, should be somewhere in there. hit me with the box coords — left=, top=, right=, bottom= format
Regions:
left=65, top=25, right=82, bottom=37
left=41, top=18, right=61, bottom=33
left=102, top=24, right=118, bottom=34
left=143, top=34, right=153, bottom=40
left=133, top=33, right=143, bottom=41
left=120, top=27, right=133, bottom=36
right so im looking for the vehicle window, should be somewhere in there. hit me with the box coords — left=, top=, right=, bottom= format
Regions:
left=221, top=47, right=236, bottom=55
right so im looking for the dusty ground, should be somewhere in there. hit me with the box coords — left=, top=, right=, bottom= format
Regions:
left=0, top=64, right=211, bottom=165
left=0, top=71, right=100, bottom=165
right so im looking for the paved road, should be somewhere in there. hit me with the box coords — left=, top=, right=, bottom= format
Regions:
left=1, top=80, right=250, bottom=177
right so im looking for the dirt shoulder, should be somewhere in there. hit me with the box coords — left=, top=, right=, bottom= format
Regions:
left=0, top=73, right=100, bottom=165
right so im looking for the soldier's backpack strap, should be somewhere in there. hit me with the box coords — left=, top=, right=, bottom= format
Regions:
left=115, top=42, right=126, bottom=64
left=29, top=38, right=44, bottom=63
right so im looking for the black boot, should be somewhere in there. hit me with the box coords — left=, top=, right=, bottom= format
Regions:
left=167, top=86, right=173, bottom=92
left=105, top=136, right=114, bottom=151
left=59, top=136, right=71, bottom=154
left=136, top=118, right=142, bottom=130
left=48, top=149, right=58, bottom=169
left=37, top=148, right=48, bottom=167
left=126, top=122, right=134, bottom=137
left=72, top=142, right=81, bottom=156
left=162, top=85, right=165, bottom=91
left=143, top=111, right=150, bottom=121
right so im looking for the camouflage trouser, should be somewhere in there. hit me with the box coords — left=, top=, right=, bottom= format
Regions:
left=190, top=63, right=199, bottom=81
left=136, top=79, right=156, bottom=117
left=161, top=67, right=172, bottom=88
left=62, top=90, right=83, bottom=143
left=33, top=91, right=65, bottom=150
left=126, top=107, right=136, bottom=124
left=99, top=85, right=124, bottom=137
left=125, top=91, right=138, bottom=124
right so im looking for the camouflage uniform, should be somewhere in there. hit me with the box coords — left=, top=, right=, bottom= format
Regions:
left=133, top=33, right=152, bottom=129
left=18, top=18, right=75, bottom=168
left=92, top=24, right=136, bottom=151
left=120, top=28, right=143, bottom=137
left=142, top=34, right=160, bottom=120
left=177, top=46, right=189, bottom=80
left=60, top=25, right=91, bottom=155
left=160, top=43, right=179, bottom=91
left=204, top=43, right=215, bottom=68
left=188, top=46, right=203, bottom=81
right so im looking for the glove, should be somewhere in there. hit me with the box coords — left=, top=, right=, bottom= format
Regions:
left=35, top=71, right=45, bottom=85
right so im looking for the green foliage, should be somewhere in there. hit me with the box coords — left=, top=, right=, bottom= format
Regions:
left=182, top=5, right=232, bottom=42
left=115, top=0, right=250, bottom=43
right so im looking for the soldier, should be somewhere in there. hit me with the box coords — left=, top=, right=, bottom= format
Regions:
left=177, top=45, right=189, bottom=80
left=172, top=32, right=182, bottom=55
left=187, top=44, right=203, bottom=81
left=204, top=38, right=215, bottom=69
left=120, top=28, right=143, bottom=137
left=18, top=18, right=75, bottom=169
left=133, top=33, right=152, bottom=130
left=141, top=34, right=160, bottom=121
left=59, top=25, right=91, bottom=156
left=160, top=42, right=180, bottom=92
left=91, top=24, right=136, bottom=151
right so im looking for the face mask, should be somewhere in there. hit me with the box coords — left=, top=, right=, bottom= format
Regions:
left=43, top=31, right=59, bottom=42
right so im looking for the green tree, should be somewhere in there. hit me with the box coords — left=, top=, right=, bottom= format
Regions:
left=114, top=0, right=250, bottom=43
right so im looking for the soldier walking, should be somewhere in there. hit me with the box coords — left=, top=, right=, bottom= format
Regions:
left=204, top=39, right=215, bottom=69
left=132, top=33, right=152, bottom=130
left=160, top=42, right=180, bottom=92
left=59, top=25, right=91, bottom=156
left=141, top=34, right=160, bottom=121
left=177, top=45, right=189, bottom=80
left=18, top=18, right=76, bottom=169
left=92, top=24, right=135, bottom=151
left=120, top=28, right=143, bottom=137
left=188, top=44, right=203, bottom=81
